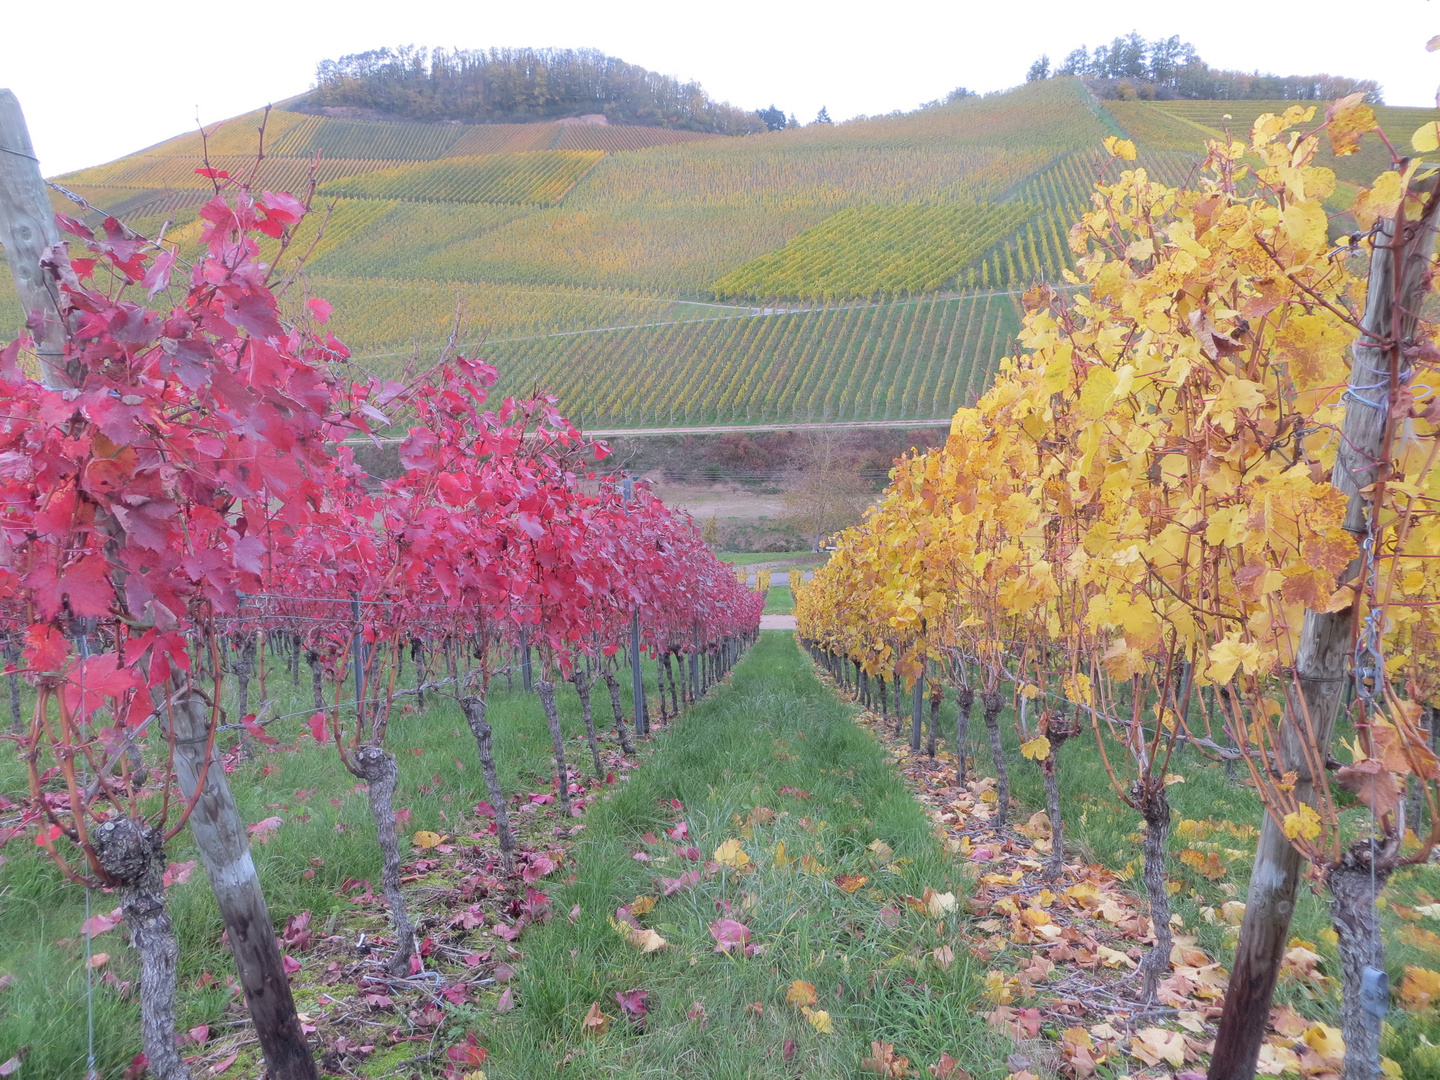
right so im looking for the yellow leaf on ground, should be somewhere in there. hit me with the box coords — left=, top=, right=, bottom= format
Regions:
left=802, top=1006, right=833, bottom=1033
left=984, top=971, right=1014, bottom=1004
left=714, top=838, right=751, bottom=868
left=774, top=841, right=792, bottom=867
left=1130, top=1027, right=1186, bottom=1068
left=932, top=945, right=955, bottom=972
left=924, top=888, right=957, bottom=918
left=1096, top=945, right=1136, bottom=969
left=1401, top=965, right=1440, bottom=1009
left=629, top=895, right=657, bottom=916
left=835, top=873, right=869, bottom=893
left=1303, top=1023, right=1345, bottom=1062
left=800, top=853, right=830, bottom=875
left=786, top=979, right=818, bottom=1006
left=412, top=830, right=443, bottom=849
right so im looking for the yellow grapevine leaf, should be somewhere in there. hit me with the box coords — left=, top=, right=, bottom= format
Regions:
left=924, top=888, right=958, bottom=918
left=774, top=840, right=792, bottom=868
left=1020, top=736, right=1051, bottom=761
left=1282, top=804, right=1322, bottom=841
left=1414, top=121, right=1440, bottom=153
left=786, top=979, right=818, bottom=1007
left=1103, top=136, right=1137, bottom=161
left=1325, top=92, right=1377, bottom=156
left=629, top=895, right=657, bottom=916
left=412, top=830, right=443, bottom=849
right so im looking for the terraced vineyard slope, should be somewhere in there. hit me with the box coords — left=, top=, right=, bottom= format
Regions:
left=2, top=80, right=1433, bottom=429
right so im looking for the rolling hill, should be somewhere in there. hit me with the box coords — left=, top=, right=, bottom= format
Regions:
left=1, top=81, right=1432, bottom=430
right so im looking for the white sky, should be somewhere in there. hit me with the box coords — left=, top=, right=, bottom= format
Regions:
left=6, top=0, right=1438, bottom=176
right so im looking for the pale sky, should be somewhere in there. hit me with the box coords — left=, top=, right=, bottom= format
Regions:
left=7, top=0, right=1438, bottom=176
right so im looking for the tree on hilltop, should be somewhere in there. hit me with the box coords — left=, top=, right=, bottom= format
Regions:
left=758, top=104, right=787, bottom=131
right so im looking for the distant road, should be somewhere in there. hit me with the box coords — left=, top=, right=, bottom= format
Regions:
left=760, top=615, right=798, bottom=631
left=587, top=418, right=954, bottom=438
left=345, top=417, right=953, bottom=446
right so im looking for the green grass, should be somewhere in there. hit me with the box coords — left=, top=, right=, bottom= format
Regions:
left=764, top=585, right=794, bottom=614
left=0, top=649, right=669, bottom=1078
left=486, top=632, right=1002, bottom=1078
left=718, top=551, right=816, bottom=567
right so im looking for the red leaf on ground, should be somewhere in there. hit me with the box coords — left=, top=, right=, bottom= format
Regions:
left=80, top=908, right=124, bottom=938
left=616, top=988, right=649, bottom=1022
left=709, top=918, right=752, bottom=954
left=163, top=861, right=196, bottom=888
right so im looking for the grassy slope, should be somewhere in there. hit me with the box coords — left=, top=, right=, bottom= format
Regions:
left=488, top=631, right=1003, bottom=1078
left=0, top=653, right=664, bottom=1078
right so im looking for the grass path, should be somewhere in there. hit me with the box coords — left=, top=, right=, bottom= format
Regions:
left=488, top=631, right=1003, bottom=1078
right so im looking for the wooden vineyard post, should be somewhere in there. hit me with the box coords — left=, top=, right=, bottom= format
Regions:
left=911, top=667, right=924, bottom=752
left=622, top=476, right=648, bottom=734
left=692, top=619, right=701, bottom=701
left=630, top=611, right=647, bottom=735
left=0, top=89, right=73, bottom=387
left=1209, top=180, right=1440, bottom=1080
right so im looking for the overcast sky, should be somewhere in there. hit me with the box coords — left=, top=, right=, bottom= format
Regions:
left=6, top=0, right=1438, bottom=176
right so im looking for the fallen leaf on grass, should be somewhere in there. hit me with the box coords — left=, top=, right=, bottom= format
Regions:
left=495, top=986, right=515, bottom=1011
left=868, top=839, right=894, bottom=863
left=623, top=925, right=668, bottom=952
left=1130, top=1027, right=1187, bottom=1068
left=801, top=1006, right=833, bottom=1033
left=861, top=1040, right=911, bottom=1076
left=930, top=1053, right=970, bottom=1079
left=629, top=895, right=657, bottom=916
left=709, top=918, right=751, bottom=954
left=616, top=988, right=649, bottom=1023
left=783, top=1038, right=797, bottom=1061
left=931, top=945, right=954, bottom=972
left=1401, top=965, right=1440, bottom=1009
left=80, top=908, right=124, bottom=938
left=581, top=1001, right=610, bottom=1036
left=786, top=979, right=818, bottom=1007
left=87, top=953, right=110, bottom=970
left=799, top=853, right=830, bottom=875
left=1304, top=1022, right=1345, bottom=1063
left=658, top=871, right=701, bottom=896
left=1096, top=945, right=1136, bottom=969
left=247, top=816, right=283, bottom=844
left=412, top=830, right=444, bottom=849
left=714, top=839, right=751, bottom=868
left=923, top=888, right=957, bottom=917
left=835, top=873, right=868, bottom=893
left=210, top=1052, right=239, bottom=1075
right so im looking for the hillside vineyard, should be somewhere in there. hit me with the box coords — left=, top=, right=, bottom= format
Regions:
left=3, top=79, right=1431, bottom=430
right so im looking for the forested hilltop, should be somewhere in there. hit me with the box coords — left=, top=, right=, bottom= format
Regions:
left=1027, top=30, right=1383, bottom=102
left=303, top=46, right=767, bottom=133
